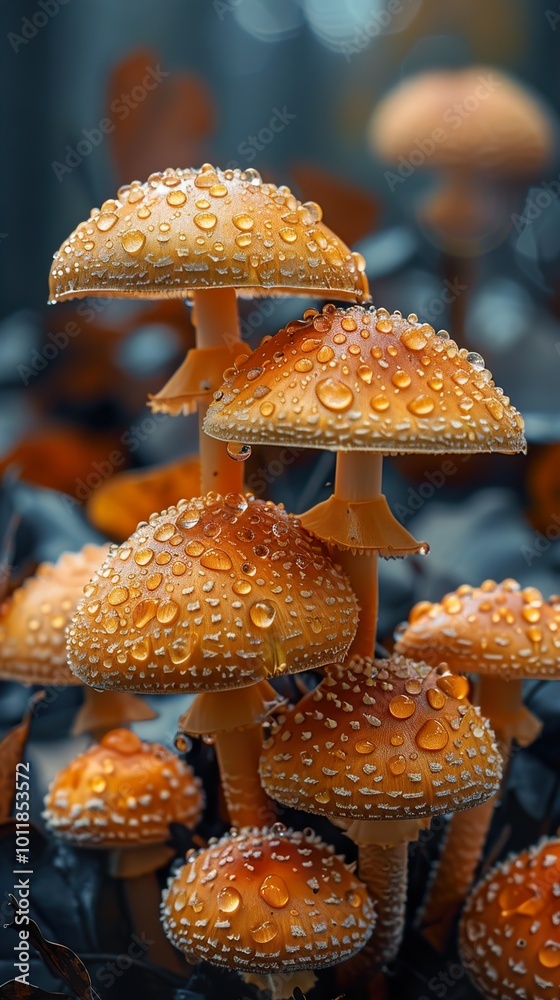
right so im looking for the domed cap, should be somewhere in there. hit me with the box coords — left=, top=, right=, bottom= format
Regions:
left=162, top=824, right=375, bottom=974
left=260, top=656, right=501, bottom=824
left=459, top=838, right=560, bottom=999
left=204, top=304, right=525, bottom=455
left=369, top=68, right=554, bottom=176
left=49, top=164, right=369, bottom=304
left=67, top=493, right=358, bottom=694
left=395, top=579, right=560, bottom=681
left=43, top=728, right=203, bottom=847
left=0, top=544, right=110, bottom=686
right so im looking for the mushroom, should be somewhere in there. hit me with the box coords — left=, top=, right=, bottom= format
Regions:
left=259, top=655, right=501, bottom=966
left=67, top=491, right=358, bottom=830
left=368, top=68, right=555, bottom=335
left=459, top=837, right=560, bottom=999
left=395, top=578, right=560, bottom=948
left=162, top=823, right=376, bottom=999
left=49, top=165, right=368, bottom=496
left=204, top=303, right=525, bottom=656
left=44, top=727, right=203, bottom=972
left=87, top=454, right=200, bottom=542
left=0, top=545, right=155, bottom=739
left=67, top=493, right=358, bottom=694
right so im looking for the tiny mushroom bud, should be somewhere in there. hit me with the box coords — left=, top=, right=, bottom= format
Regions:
left=162, top=824, right=375, bottom=999
left=459, top=838, right=560, bottom=1000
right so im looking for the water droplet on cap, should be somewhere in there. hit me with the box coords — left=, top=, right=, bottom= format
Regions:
left=260, top=875, right=289, bottom=908
left=227, top=442, right=252, bottom=462
left=218, top=886, right=242, bottom=913
left=466, top=352, right=485, bottom=371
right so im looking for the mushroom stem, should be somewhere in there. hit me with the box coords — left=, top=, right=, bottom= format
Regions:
left=356, top=842, right=408, bottom=967
left=478, top=675, right=541, bottom=748
left=242, top=970, right=317, bottom=1000
left=193, top=287, right=244, bottom=496
left=214, top=723, right=276, bottom=829
left=418, top=792, right=497, bottom=952
left=120, top=867, right=189, bottom=976
left=72, top=688, right=157, bottom=740
left=333, top=452, right=383, bottom=657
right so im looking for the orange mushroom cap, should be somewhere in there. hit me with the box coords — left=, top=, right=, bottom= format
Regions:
left=67, top=493, right=358, bottom=694
left=395, top=579, right=560, bottom=681
left=204, top=304, right=526, bottom=456
left=260, top=656, right=501, bottom=825
left=162, top=824, right=375, bottom=974
left=43, top=728, right=203, bottom=847
left=49, top=164, right=369, bottom=304
left=459, top=838, right=560, bottom=999
left=369, top=68, right=554, bottom=177
left=0, top=544, right=110, bottom=686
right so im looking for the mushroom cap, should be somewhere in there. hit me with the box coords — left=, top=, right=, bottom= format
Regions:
left=67, top=493, right=359, bottom=694
left=459, top=837, right=560, bottom=999
left=204, top=304, right=525, bottom=455
left=43, top=728, right=203, bottom=847
left=369, top=68, right=554, bottom=176
left=162, top=824, right=375, bottom=973
left=259, top=655, right=501, bottom=823
left=49, top=164, right=369, bottom=304
left=395, top=579, right=560, bottom=681
left=0, top=544, right=110, bottom=686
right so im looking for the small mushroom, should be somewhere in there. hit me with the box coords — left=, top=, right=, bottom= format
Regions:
left=205, top=303, right=525, bottom=656
left=0, top=545, right=155, bottom=738
left=396, top=578, right=560, bottom=948
left=44, top=728, right=203, bottom=972
left=459, top=837, right=560, bottom=999
left=49, top=165, right=369, bottom=496
left=162, top=823, right=376, bottom=999
left=67, top=492, right=359, bottom=694
left=259, top=654, right=501, bottom=966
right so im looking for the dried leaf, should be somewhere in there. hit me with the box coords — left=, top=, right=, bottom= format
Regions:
left=0, top=692, right=43, bottom=820
left=0, top=983, right=71, bottom=999
left=4, top=897, right=101, bottom=1000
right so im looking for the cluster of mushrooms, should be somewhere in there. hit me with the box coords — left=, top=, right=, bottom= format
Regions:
left=3, top=163, right=558, bottom=998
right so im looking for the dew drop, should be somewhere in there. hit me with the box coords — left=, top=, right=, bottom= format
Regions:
left=358, top=364, right=373, bottom=384
left=498, top=883, right=542, bottom=916
left=210, top=183, right=227, bottom=198
left=233, top=580, right=252, bottom=595
left=389, top=695, right=416, bottom=719
left=250, top=920, right=278, bottom=944
left=314, top=789, right=331, bottom=804
left=427, top=688, right=447, bottom=710
left=260, top=875, right=289, bottom=908
left=167, top=189, right=186, bottom=206
left=131, top=638, right=150, bottom=661
left=485, top=399, right=504, bottom=421
left=108, top=586, right=129, bottom=606
left=146, top=573, right=163, bottom=591
left=96, top=213, right=117, bottom=232
left=388, top=754, right=406, bottom=776
left=279, top=228, right=297, bottom=244
left=345, top=890, right=362, bottom=909
left=232, top=213, right=254, bottom=231
left=370, top=394, right=390, bottom=412
left=227, top=442, right=252, bottom=462
left=315, top=379, right=354, bottom=412
left=405, top=679, right=422, bottom=696
left=428, top=377, right=443, bottom=392
left=154, top=523, right=175, bottom=542
left=169, top=641, right=191, bottom=665
left=194, top=212, right=217, bottom=231
left=437, top=675, right=469, bottom=700
left=466, top=352, right=485, bottom=371
left=260, top=401, right=275, bottom=417
left=401, top=328, right=428, bottom=351
left=301, top=338, right=322, bottom=353
left=250, top=601, right=276, bottom=629
left=218, top=886, right=242, bottom=913
left=200, top=549, right=233, bottom=571
left=177, top=513, right=200, bottom=531
left=185, top=540, right=205, bottom=557
left=538, top=942, right=560, bottom=968
left=157, top=601, right=179, bottom=625
left=246, top=367, right=263, bottom=381
left=415, top=719, right=449, bottom=751
left=90, top=775, right=106, bottom=793
left=317, top=345, right=334, bottom=363
left=376, top=319, right=393, bottom=334
left=392, top=370, right=412, bottom=389
left=132, top=600, right=157, bottom=628
left=408, top=395, right=435, bottom=416
left=121, top=230, right=146, bottom=254
left=295, top=358, right=313, bottom=373
left=390, top=733, right=404, bottom=746
left=355, top=740, right=376, bottom=755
